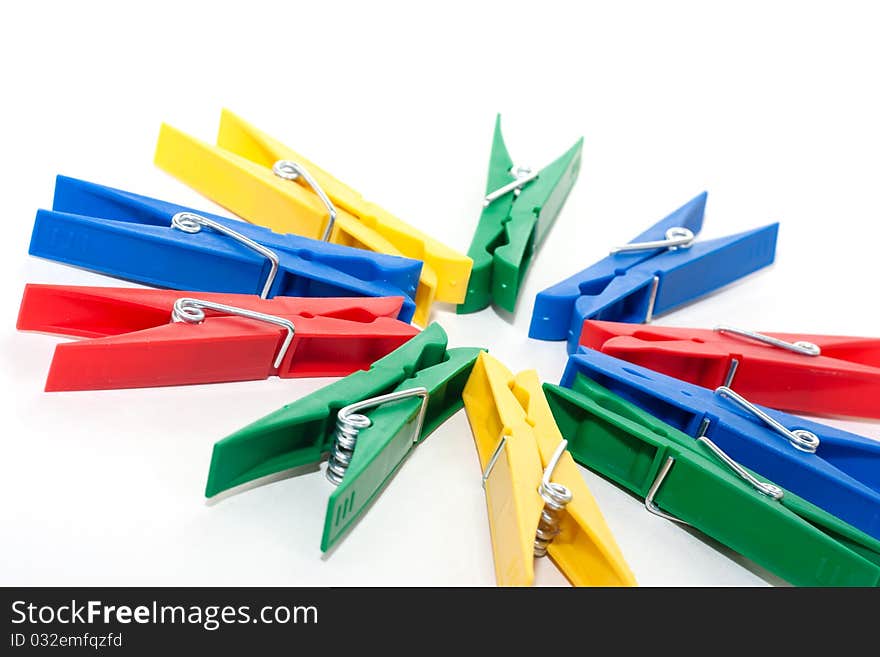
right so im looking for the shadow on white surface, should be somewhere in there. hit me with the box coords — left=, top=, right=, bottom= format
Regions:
left=206, top=463, right=324, bottom=506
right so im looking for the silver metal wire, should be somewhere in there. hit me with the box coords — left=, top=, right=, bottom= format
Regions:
left=534, top=439, right=573, bottom=557
left=644, top=437, right=783, bottom=528
left=325, top=387, right=430, bottom=486
left=272, top=160, right=338, bottom=241
left=483, top=165, right=538, bottom=206
left=714, top=325, right=821, bottom=356
left=646, top=403, right=788, bottom=525
left=481, top=434, right=508, bottom=488
left=644, top=456, right=685, bottom=523
left=695, top=420, right=784, bottom=499
left=644, top=275, right=660, bottom=323
left=722, top=358, right=740, bottom=388
left=171, top=212, right=279, bottom=299
left=611, top=227, right=695, bottom=254
left=171, top=298, right=295, bottom=369
left=714, top=386, right=820, bottom=453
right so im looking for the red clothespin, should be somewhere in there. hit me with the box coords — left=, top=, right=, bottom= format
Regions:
left=17, top=285, right=419, bottom=391
left=580, top=320, right=880, bottom=419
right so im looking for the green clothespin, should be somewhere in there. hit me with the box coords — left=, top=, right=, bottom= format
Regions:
left=206, top=323, right=482, bottom=552
left=457, top=115, right=583, bottom=314
left=543, top=373, right=880, bottom=587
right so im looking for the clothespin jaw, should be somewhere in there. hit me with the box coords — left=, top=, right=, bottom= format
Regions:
left=580, top=320, right=880, bottom=420
left=205, top=322, right=482, bottom=551
left=561, top=347, right=880, bottom=543
left=16, top=284, right=420, bottom=391
left=579, top=320, right=733, bottom=385
left=543, top=374, right=880, bottom=586
left=155, top=110, right=474, bottom=324
left=458, top=115, right=583, bottom=314
left=462, top=352, right=635, bottom=586
left=28, top=176, right=421, bottom=323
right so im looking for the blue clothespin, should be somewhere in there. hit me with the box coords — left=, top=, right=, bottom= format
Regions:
left=529, top=193, right=779, bottom=352
left=561, top=347, right=880, bottom=542
left=29, top=176, right=422, bottom=322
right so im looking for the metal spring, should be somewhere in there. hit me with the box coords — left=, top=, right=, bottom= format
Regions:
left=714, top=325, right=821, bottom=356
left=610, top=226, right=696, bottom=255
left=715, top=386, right=820, bottom=453
left=171, top=297, right=296, bottom=369
left=325, top=387, right=430, bottom=486
left=533, top=440, right=573, bottom=558
left=483, top=164, right=538, bottom=207
left=272, top=160, right=338, bottom=242
left=171, top=212, right=279, bottom=299
left=326, top=411, right=371, bottom=486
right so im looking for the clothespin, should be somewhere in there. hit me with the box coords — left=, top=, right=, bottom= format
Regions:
left=543, top=374, right=880, bottom=586
left=16, top=284, right=419, bottom=391
left=580, top=320, right=880, bottom=420
left=457, top=116, right=583, bottom=314
left=154, top=110, right=473, bottom=324
left=205, top=323, right=481, bottom=552
left=559, top=348, right=880, bottom=543
left=28, top=176, right=421, bottom=323
left=461, top=352, right=635, bottom=586
left=528, top=192, right=779, bottom=352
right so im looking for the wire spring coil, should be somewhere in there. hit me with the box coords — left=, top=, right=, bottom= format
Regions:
left=325, top=387, right=430, bottom=486
left=533, top=440, right=573, bottom=558
left=534, top=481, right=572, bottom=557
left=326, top=411, right=371, bottom=486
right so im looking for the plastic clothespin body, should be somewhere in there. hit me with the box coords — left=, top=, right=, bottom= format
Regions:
left=155, top=110, right=473, bottom=324
left=29, top=176, right=421, bottom=323
left=529, top=193, right=779, bottom=352
left=543, top=374, right=880, bottom=586
left=580, top=320, right=880, bottom=420
left=16, top=284, right=419, bottom=391
left=462, top=352, right=635, bottom=586
left=206, top=323, right=482, bottom=551
left=457, top=116, right=583, bottom=314
left=560, top=348, right=880, bottom=542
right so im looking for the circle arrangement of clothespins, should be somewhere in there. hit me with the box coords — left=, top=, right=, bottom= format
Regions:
left=15, top=110, right=880, bottom=589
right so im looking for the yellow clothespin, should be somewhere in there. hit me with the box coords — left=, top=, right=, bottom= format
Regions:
left=462, top=352, right=637, bottom=587
left=154, top=109, right=473, bottom=325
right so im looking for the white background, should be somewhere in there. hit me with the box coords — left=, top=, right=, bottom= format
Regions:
left=1, top=1, right=878, bottom=586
